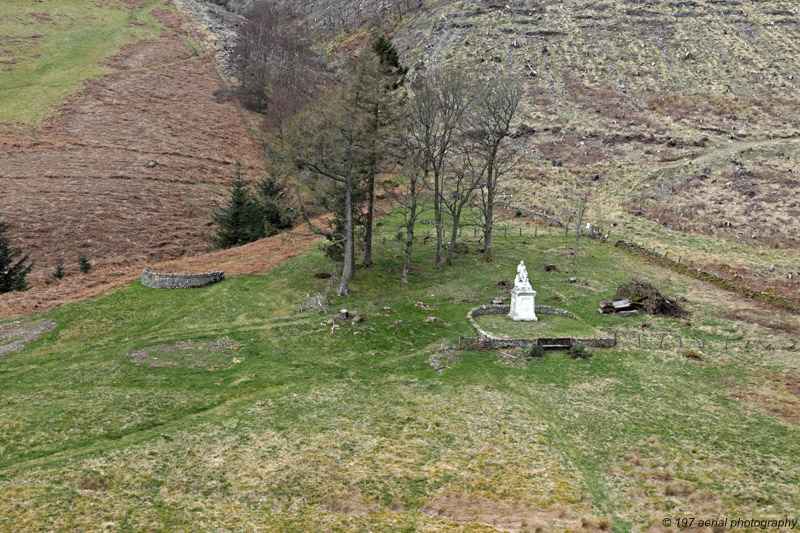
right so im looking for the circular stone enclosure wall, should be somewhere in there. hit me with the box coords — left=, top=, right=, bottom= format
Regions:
left=141, top=268, right=225, bottom=289
left=466, top=305, right=616, bottom=349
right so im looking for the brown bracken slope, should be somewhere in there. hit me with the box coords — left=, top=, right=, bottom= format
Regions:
left=0, top=5, right=269, bottom=302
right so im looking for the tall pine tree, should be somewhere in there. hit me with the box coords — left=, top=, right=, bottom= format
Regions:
left=0, top=216, right=33, bottom=293
left=212, top=169, right=264, bottom=249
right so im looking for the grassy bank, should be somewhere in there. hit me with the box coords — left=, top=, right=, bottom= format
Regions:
left=1, top=217, right=799, bottom=530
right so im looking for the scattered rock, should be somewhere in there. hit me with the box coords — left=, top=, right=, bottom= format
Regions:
left=568, top=277, right=578, bottom=283
left=491, top=298, right=503, bottom=305
left=415, top=301, right=432, bottom=310
left=334, top=309, right=365, bottom=323
left=0, top=320, right=57, bottom=358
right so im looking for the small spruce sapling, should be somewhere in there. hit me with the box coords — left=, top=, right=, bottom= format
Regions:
left=78, top=254, right=92, bottom=274
left=52, top=261, right=65, bottom=280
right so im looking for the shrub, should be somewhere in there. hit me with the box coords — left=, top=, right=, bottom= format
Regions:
left=52, top=261, right=65, bottom=280
left=78, top=254, right=92, bottom=274
left=568, top=343, right=593, bottom=359
left=527, top=344, right=545, bottom=359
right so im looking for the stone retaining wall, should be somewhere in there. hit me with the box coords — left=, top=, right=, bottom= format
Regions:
left=141, top=268, right=225, bottom=289
left=466, top=305, right=615, bottom=350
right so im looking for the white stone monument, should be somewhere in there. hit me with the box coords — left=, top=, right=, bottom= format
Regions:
left=508, top=261, right=537, bottom=321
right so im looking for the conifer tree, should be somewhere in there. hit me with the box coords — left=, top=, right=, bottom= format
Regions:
left=78, top=254, right=92, bottom=274
left=212, top=169, right=264, bottom=249
left=52, top=261, right=65, bottom=280
left=0, top=216, right=33, bottom=293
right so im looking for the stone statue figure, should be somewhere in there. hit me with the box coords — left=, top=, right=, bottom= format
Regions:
left=509, top=260, right=536, bottom=321
left=514, top=260, right=531, bottom=290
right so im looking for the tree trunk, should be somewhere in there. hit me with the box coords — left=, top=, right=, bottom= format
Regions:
left=362, top=173, right=375, bottom=267
left=338, top=175, right=354, bottom=296
left=402, top=183, right=418, bottom=283
left=483, top=161, right=495, bottom=262
left=446, top=209, right=461, bottom=265
left=434, top=168, right=443, bottom=269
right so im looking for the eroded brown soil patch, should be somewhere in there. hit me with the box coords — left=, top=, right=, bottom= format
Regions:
left=423, top=494, right=581, bottom=531
left=733, top=372, right=800, bottom=426
left=0, top=320, right=57, bottom=358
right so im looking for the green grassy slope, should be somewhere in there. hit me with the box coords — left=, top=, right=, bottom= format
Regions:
left=0, top=0, right=172, bottom=129
left=2, top=215, right=798, bottom=530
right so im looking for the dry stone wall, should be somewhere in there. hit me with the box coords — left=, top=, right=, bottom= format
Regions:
left=466, top=305, right=616, bottom=350
left=141, top=268, right=224, bottom=289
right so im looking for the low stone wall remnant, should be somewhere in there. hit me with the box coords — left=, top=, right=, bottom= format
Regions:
left=465, top=305, right=615, bottom=350
left=141, top=268, right=224, bottom=289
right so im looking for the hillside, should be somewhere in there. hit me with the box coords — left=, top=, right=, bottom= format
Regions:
left=377, top=0, right=800, bottom=304
left=0, top=0, right=266, bottom=286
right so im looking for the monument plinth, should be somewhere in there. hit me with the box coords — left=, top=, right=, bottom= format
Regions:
left=508, top=261, right=537, bottom=321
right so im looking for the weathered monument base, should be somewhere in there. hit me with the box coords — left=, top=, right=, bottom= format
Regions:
left=509, top=288, right=538, bottom=321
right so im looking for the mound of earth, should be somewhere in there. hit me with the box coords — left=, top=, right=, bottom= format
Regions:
left=613, top=279, right=685, bottom=317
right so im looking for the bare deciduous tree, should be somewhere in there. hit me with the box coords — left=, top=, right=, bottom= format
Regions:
left=407, top=69, right=473, bottom=268
left=442, top=145, right=485, bottom=265
left=283, top=83, right=368, bottom=296
left=234, top=7, right=321, bottom=141
left=468, top=73, right=524, bottom=262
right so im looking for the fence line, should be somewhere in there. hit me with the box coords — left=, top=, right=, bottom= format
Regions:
left=458, top=331, right=798, bottom=353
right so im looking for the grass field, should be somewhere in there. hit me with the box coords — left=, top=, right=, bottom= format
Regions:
left=1, top=216, right=799, bottom=531
left=0, top=0, right=171, bottom=129
left=476, top=313, right=601, bottom=339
